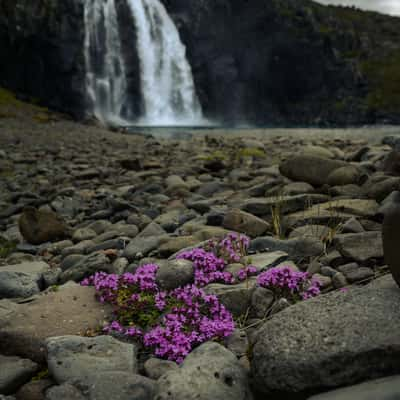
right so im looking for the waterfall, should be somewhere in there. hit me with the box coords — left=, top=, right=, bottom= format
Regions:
left=84, top=0, right=203, bottom=126
left=84, top=0, right=129, bottom=125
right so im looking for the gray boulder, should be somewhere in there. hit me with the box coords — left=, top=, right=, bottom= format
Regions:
left=59, top=252, right=111, bottom=283
left=334, top=231, right=383, bottom=264
left=156, top=259, right=194, bottom=290
left=46, top=335, right=138, bottom=384
left=0, top=261, right=50, bottom=298
left=252, top=275, right=400, bottom=394
left=156, top=342, right=252, bottom=400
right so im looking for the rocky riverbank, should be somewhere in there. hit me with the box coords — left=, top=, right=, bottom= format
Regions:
left=1, top=109, right=400, bottom=399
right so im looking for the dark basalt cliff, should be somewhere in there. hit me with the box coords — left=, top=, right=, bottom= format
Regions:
left=1, top=0, right=400, bottom=125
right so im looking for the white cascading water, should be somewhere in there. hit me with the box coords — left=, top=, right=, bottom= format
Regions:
left=84, top=0, right=128, bottom=125
left=84, top=0, right=203, bottom=126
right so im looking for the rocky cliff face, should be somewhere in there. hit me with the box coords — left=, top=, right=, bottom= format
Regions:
left=1, top=0, right=400, bottom=125
left=0, top=0, right=86, bottom=118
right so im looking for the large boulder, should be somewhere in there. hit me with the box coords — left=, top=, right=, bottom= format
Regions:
left=18, top=207, right=69, bottom=245
left=251, top=275, right=400, bottom=395
left=46, top=335, right=138, bottom=383
left=279, top=156, right=352, bottom=186
left=156, top=342, right=252, bottom=400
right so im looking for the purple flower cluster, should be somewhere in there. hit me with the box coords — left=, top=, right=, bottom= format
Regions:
left=144, top=285, right=234, bottom=364
left=237, top=265, right=258, bottom=281
left=208, top=232, right=250, bottom=263
left=81, top=264, right=234, bottom=363
left=257, top=266, right=321, bottom=301
left=177, top=233, right=252, bottom=286
left=177, top=248, right=233, bottom=286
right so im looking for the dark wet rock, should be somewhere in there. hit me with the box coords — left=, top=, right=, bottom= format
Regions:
left=156, top=342, right=252, bottom=400
left=0, top=355, right=38, bottom=395
left=18, top=207, right=69, bottom=245
left=252, top=275, right=400, bottom=395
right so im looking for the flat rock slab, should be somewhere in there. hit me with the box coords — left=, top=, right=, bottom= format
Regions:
left=308, top=375, right=400, bottom=400
left=285, top=199, right=379, bottom=228
left=334, top=231, right=383, bottom=264
left=0, top=355, right=38, bottom=395
left=0, top=261, right=50, bottom=298
left=0, top=284, right=112, bottom=362
left=242, top=251, right=288, bottom=271
left=252, top=275, right=400, bottom=395
left=46, top=335, right=138, bottom=384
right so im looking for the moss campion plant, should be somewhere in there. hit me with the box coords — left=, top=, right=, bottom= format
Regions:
left=82, top=233, right=320, bottom=363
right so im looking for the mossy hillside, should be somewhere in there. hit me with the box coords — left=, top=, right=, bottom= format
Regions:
left=361, top=51, right=400, bottom=114
left=0, top=87, right=56, bottom=122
